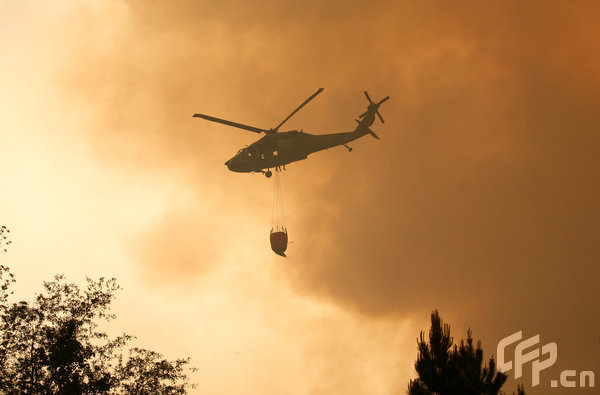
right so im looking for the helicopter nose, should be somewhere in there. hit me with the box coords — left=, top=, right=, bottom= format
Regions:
left=225, top=156, right=245, bottom=172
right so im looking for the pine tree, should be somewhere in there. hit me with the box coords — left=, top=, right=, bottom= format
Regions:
left=408, top=310, right=525, bottom=395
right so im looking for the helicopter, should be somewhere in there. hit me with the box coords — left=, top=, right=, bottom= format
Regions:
left=193, top=89, right=389, bottom=177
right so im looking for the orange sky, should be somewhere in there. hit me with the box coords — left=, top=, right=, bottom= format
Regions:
left=1, top=1, right=599, bottom=393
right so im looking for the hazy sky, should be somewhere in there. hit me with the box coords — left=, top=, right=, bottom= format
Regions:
left=1, top=1, right=599, bottom=393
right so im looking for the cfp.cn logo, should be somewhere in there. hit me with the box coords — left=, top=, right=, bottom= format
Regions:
left=497, top=331, right=595, bottom=388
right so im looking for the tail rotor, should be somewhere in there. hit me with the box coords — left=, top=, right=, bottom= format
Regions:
left=359, top=91, right=390, bottom=123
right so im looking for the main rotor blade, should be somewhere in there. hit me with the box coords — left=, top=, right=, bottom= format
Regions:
left=273, top=88, right=324, bottom=132
left=193, top=113, right=267, bottom=134
left=364, top=91, right=373, bottom=103
left=376, top=111, right=385, bottom=123
left=378, top=96, right=390, bottom=104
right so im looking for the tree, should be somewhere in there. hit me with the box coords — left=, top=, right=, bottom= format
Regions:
left=408, top=310, right=525, bottom=395
left=0, top=267, right=196, bottom=394
left=0, top=226, right=11, bottom=253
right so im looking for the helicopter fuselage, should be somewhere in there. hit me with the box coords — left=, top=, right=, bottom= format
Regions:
left=224, top=127, right=368, bottom=173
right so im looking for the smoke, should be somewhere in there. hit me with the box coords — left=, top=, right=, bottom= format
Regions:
left=50, top=1, right=600, bottom=392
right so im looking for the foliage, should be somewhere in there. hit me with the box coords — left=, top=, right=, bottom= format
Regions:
left=408, top=310, right=525, bottom=395
left=0, top=267, right=196, bottom=394
left=117, top=348, right=194, bottom=394
left=0, top=226, right=11, bottom=253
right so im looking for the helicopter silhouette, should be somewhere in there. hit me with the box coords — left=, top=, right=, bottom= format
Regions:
left=193, top=89, right=389, bottom=177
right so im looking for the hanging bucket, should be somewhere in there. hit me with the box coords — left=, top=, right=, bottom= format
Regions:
left=270, top=170, right=288, bottom=256
left=270, top=227, right=288, bottom=257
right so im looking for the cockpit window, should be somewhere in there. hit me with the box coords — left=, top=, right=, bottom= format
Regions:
left=236, top=148, right=247, bottom=157
left=235, top=148, right=255, bottom=158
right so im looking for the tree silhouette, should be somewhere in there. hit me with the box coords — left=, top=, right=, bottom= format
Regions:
left=408, top=310, right=525, bottom=395
left=0, top=267, right=196, bottom=393
left=0, top=226, right=11, bottom=253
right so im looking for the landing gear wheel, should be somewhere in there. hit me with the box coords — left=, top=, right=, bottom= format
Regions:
left=348, top=147, right=353, bottom=152
left=265, top=170, right=272, bottom=178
